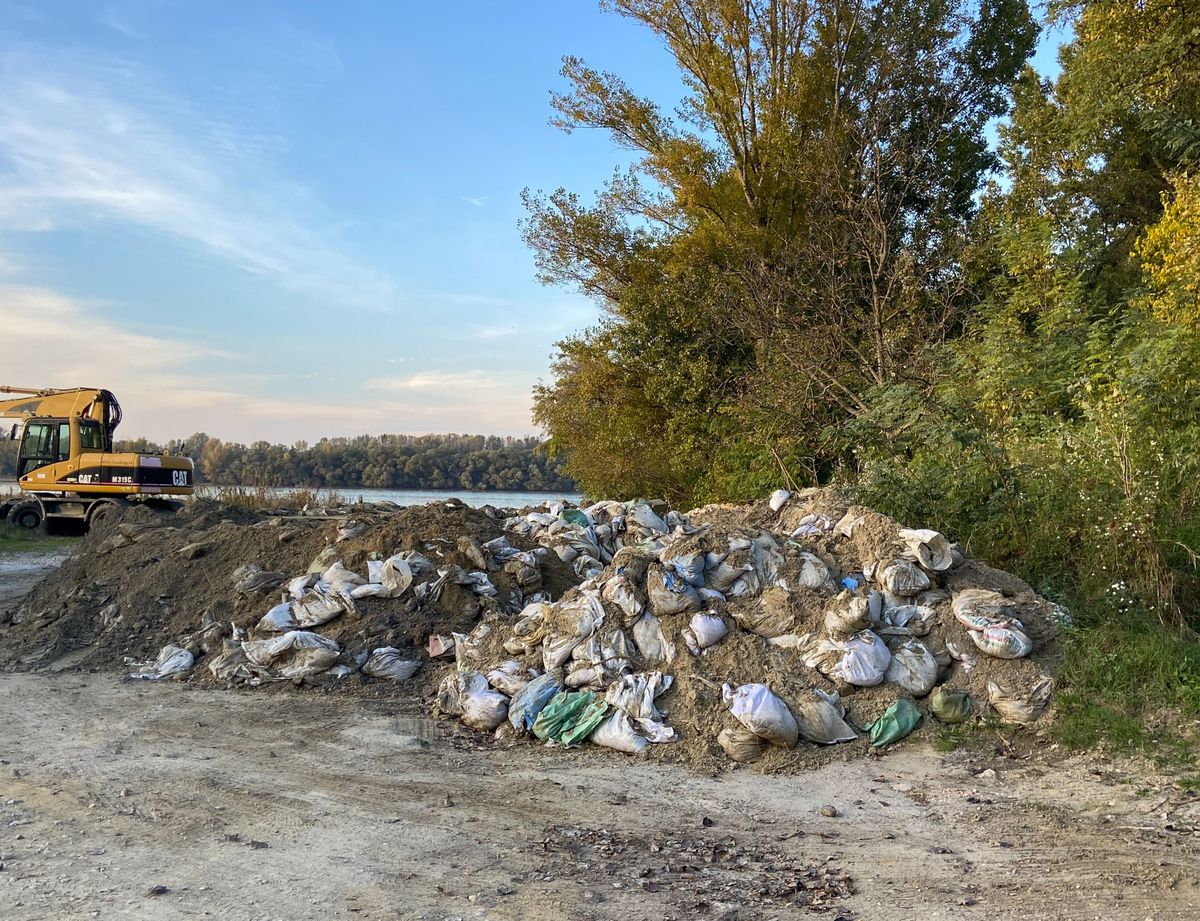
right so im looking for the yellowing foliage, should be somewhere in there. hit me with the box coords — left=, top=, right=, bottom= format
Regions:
left=1138, top=173, right=1200, bottom=329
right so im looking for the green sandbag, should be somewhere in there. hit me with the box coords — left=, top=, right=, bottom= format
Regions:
left=868, top=699, right=923, bottom=747
left=929, top=687, right=973, bottom=724
left=560, top=508, right=590, bottom=527
left=532, top=690, right=597, bottom=741
left=559, top=697, right=611, bottom=746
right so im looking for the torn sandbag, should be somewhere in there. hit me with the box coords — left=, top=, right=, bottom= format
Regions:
left=602, top=575, right=645, bottom=625
left=306, top=545, right=340, bottom=574
left=625, top=503, right=668, bottom=536
left=292, top=587, right=353, bottom=629
left=718, top=725, right=770, bottom=762
left=377, top=555, right=415, bottom=597
left=823, top=593, right=871, bottom=636
left=897, top=528, right=954, bottom=572
left=722, top=683, right=798, bottom=748
left=661, top=547, right=706, bottom=588
left=831, top=631, right=892, bottom=686
left=646, top=563, right=702, bottom=616
left=987, top=675, right=1053, bottom=724
left=876, top=560, right=930, bottom=597
left=362, top=648, right=422, bottom=681
left=733, top=585, right=798, bottom=638
left=257, top=602, right=297, bottom=633
left=508, top=673, right=562, bottom=731
left=128, top=645, right=194, bottom=680
left=436, top=670, right=489, bottom=717
left=532, top=690, right=603, bottom=742
left=234, top=568, right=287, bottom=596
left=322, top=561, right=367, bottom=593
left=242, top=630, right=340, bottom=672
left=868, top=699, right=922, bottom=747
left=605, top=671, right=672, bottom=721
left=487, top=661, right=533, bottom=697
left=883, top=638, right=940, bottom=697
left=953, top=589, right=1033, bottom=658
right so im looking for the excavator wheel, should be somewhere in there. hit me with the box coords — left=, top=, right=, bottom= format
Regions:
left=7, top=500, right=44, bottom=531
left=86, top=499, right=127, bottom=531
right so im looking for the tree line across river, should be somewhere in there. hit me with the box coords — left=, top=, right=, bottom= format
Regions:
left=0, top=433, right=576, bottom=493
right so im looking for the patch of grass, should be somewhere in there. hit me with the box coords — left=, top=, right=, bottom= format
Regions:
left=0, top=522, right=78, bottom=553
left=1053, top=613, right=1200, bottom=755
left=206, top=485, right=346, bottom=510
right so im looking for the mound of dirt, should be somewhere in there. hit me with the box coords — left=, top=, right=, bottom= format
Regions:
left=0, top=488, right=1063, bottom=773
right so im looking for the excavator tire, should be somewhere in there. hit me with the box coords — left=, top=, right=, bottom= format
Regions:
left=7, top=501, right=44, bottom=531
left=86, top=499, right=127, bottom=531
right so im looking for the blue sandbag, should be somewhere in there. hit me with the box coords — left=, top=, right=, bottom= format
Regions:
left=508, top=672, right=562, bottom=731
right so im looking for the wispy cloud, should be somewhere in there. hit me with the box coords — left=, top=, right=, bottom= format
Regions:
left=100, top=6, right=144, bottom=39
left=0, top=47, right=397, bottom=311
left=473, top=324, right=516, bottom=340
left=460, top=195, right=488, bottom=208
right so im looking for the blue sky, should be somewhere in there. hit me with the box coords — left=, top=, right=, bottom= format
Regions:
left=0, top=1, right=1068, bottom=443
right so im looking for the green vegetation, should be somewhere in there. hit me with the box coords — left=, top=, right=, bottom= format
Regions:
left=527, top=0, right=1200, bottom=744
left=0, top=522, right=77, bottom=553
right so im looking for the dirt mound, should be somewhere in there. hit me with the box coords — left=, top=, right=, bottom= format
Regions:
left=0, top=488, right=1063, bottom=773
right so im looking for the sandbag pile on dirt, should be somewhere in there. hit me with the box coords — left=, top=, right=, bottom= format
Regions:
left=436, top=487, right=1061, bottom=767
left=0, top=496, right=577, bottom=684
left=1, top=487, right=1062, bottom=770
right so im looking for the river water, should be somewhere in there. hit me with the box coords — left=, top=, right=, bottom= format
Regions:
left=1, top=480, right=581, bottom=509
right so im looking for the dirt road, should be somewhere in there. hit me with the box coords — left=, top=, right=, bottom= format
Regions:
left=0, top=673, right=1195, bottom=921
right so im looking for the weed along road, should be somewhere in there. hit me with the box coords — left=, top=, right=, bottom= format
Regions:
left=0, top=671, right=1195, bottom=921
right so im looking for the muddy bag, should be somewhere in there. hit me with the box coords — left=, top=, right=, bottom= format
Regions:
left=867, top=699, right=922, bottom=747
left=532, top=690, right=598, bottom=742
left=508, top=673, right=561, bottom=731
left=929, top=687, right=973, bottom=723
left=718, top=725, right=769, bottom=763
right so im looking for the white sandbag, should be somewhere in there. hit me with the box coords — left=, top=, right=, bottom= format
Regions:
left=794, top=552, right=831, bottom=589
left=952, top=588, right=1017, bottom=630
left=292, top=588, right=351, bottom=628
left=884, top=604, right=934, bottom=636
left=306, top=545, right=340, bottom=574
left=379, top=556, right=415, bottom=597
left=877, top=561, right=930, bottom=597
left=635, top=716, right=676, bottom=743
left=605, top=671, right=672, bottom=721
left=395, top=550, right=435, bottom=575
left=242, top=630, right=340, bottom=667
left=626, top=503, right=668, bottom=535
left=362, top=647, right=422, bottom=681
left=436, top=670, right=489, bottom=717
left=322, top=561, right=366, bottom=592
left=287, top=572, right=320, bottom=599
left=722, top=683, right=799, bottom=748
left=898, top=528, right=954, bottom=571
left=462, top=689, right=509, bottom=731
left=662, top=548, right=706, bottom=588
left=128, top=645, right=194, bottom=680
left=768, top=488, right=791, bottom=512
left=632, top=612, right=676, bottom=663
left=884, top=639, right=940, bottom=697
left=591, top=710, right=648, bottom=755
left=689, top=612, right=727, bottom=648
left=987, top=675, right=1053, bottom=724
left=969, top=623, right=1033, bottom=659
left=831, top=631, right=892, bottom=686
left=350, top=583, right=391, bottom=599
left=543, top=633, right=582, bottom=671
left=257, top=602, right=297, bottom=632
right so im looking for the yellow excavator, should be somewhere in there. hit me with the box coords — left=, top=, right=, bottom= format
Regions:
left=0, top=386, right=194, bottom=531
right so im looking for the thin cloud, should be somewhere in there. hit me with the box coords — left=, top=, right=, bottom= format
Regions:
left=0, top=47, right=398, bottom=311
left=460, top=195, right=488, bottom=207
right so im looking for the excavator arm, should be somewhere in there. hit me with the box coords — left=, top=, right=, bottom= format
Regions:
left=0, top=386, right=121, bottom=448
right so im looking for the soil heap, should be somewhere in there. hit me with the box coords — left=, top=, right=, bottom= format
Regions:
left=0, top=488, right=1063, bottom=770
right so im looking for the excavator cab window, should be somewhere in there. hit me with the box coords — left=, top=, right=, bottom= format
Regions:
left=19, top=420, right=58, bottom=476
left=79, top=420, right=104, bottom=452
